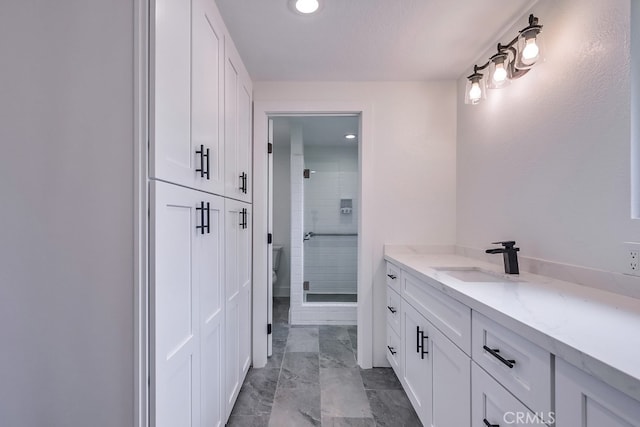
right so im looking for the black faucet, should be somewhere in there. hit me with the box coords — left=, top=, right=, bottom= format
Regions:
left=485, top=241, right=520, bottom=274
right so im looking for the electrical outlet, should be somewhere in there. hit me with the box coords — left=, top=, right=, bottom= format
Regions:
left=624, top=242, right=640, bottom=276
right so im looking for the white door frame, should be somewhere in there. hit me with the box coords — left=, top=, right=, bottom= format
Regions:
left=252, top=101, right=374, bottom=369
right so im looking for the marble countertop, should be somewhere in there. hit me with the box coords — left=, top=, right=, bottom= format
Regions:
left=384, top=248, right=640, bottom=402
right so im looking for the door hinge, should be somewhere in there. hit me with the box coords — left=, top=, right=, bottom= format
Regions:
left=304, top=169, right=310, bottom=179
left=268, top=233, right=272, bottom=244
left=268, top=142, right=273, bottom=154
left=267, top=323, right=272, bottom=334
left=303, top=281, right=310, bottom=291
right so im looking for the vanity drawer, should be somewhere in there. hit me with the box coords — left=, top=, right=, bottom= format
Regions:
left=472, top=362, right=549, bottom=427
left=386, top=262, right=401, bottom=293
left=402, top=270, right=471, bottom=355
left=386, top=327, right=402, bottom=377
left=386, top=286, right=401, bottom=334
left=472, top=311, right=552, bottom=415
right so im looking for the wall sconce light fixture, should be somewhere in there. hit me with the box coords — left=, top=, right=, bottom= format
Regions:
left=465, top=14, right=544, bottom=105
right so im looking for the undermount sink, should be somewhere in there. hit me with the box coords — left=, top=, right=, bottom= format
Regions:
left=433, top=267, right=524, bottom=283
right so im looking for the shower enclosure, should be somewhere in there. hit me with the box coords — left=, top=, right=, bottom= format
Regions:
left=285, top=115, right=359, bottom=324
left=302, top=144, right=358, bottom=303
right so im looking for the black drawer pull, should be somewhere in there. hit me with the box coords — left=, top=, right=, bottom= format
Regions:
left=483, top=345, right=515, bottom=369
left=387, top=345, right=397, bottom=355
left=416, top=326, right=428, bottom=359
left=483, top=419, right=499, bottom=427
left=386, top=306, right=397, bottom=314
left=386, top=274, right=397, bottom=280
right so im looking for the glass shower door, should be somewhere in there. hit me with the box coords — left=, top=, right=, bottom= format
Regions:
left=302, top=143, right=358, bottom=303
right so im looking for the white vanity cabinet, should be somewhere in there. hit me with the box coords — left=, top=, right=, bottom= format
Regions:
left=386, top=264, right=471, bottom=427
left=556, top=358, right=640, bottom=426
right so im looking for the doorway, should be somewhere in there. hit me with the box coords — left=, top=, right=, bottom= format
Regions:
left=252, top=101, right=374, bottom=369
left=271, top=115, right=359, bottom=326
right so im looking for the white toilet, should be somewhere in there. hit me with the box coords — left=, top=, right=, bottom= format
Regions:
left=272, top=245, right=283, bottom=285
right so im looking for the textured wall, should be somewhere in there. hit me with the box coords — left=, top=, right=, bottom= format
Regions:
left=0, top=1, right=134, bottom=426
left=457, top=0, right=637, bottom=275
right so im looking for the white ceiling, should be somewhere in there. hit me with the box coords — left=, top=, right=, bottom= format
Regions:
left=215, top=0, right=538, bottom=81
left=273, top=116, right=360, bottom=147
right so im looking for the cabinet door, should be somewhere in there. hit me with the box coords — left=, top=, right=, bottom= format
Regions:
left=402, top=302, right=433, bottom=426
left=431, top=325, right=470, bottom=427
left=556, top=358, right=640, bottom=427
left=152, top=0, right=225, bottom=195
left=224, top=199, right=252, bottom=418
left=224, top=42, right=252, bottom=202
left=151, top=182, right=224, bottom=427
left=198, top=193, right=225, bottom=427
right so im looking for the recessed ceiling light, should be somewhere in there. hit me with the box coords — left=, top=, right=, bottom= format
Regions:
left=294, top=0, right=319, bottom=14
left=345, top=134, right=357, bottom=140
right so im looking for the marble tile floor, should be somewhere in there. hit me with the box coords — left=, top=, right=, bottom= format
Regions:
left=227, top=298, right=421, bottom=427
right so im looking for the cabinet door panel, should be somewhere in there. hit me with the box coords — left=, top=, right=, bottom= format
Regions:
left=402, top=302, right=432, bottom=426
left=224, top=43, right=252, bottom=202
left=556, top=358, right=640, bottom=427
left=152, top=0, right=191, bottom=178
left=151, top=181, right=201, bottom=427
left=198, top=194, right=224, bottom=427
left=191, top=0, right=225, bottom=195
left=432, top=325, right=470, bottom=427
left=224, top=199, right=252, bottom=417
left=152, top=0, right=225, bottom=195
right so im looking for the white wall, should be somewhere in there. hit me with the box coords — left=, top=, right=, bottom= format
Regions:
left=0, top=2, right=134, bottom=426
left=457, top=0, right=638, bottom=277
left=273, top=123, right=291, bottom=297
left=254, top=82, right=458, bottom=365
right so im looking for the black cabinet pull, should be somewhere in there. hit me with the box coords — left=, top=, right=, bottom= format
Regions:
left=387, top=306, right=397, bottom=314
left=483, top=419, right=499, bottom=427
left=483, top=345, right=515, bottom=369
left=387, top=274, right=397, bottom=280
left=204, top=147, right=210, bottom=179
left=387, top=345, right=397, bottom=355
left=196, top=201, right=210, bottom=234
left=239, top=172, right=247, bottom=193
left=416, top=326, right=428, bottom=359
left=239, top=208, right=248, bottom=230
left=419, top=330, right=428, bottom=359
left=196, top=145, right=210, bottom=179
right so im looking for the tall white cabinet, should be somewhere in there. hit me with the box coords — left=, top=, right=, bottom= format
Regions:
left=150, top=0, right=253, bottom=425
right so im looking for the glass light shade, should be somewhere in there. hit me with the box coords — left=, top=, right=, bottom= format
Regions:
left=295, top=0, right=319, bottom=14
left=516, top=28, right=544, bottom=69
left=487, top=52, right=511, bottom=89
left=464, top=74, right=486, bottom=105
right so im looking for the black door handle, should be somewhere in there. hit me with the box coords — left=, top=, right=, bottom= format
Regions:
left=483, top=345, right=516, bottom=369
left=416, top=326, right=428, bottom=359
left=196, top=201, right=210, bottom=234
left=196, top=145, right=210, bottom=179
left=239, top=172, right=247, bottom=193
